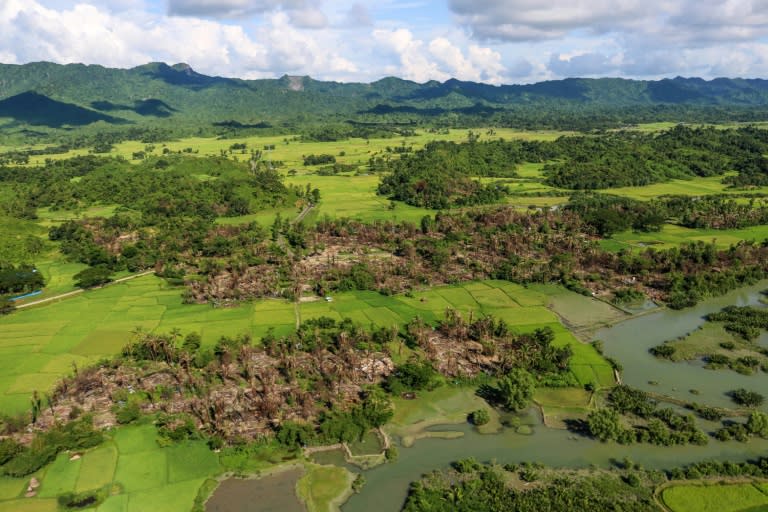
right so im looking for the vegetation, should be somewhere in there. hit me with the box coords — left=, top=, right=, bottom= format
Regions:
left=583, top=386, right=708, bottom=446
left=1, top=416, right=102, bottom=477
left=729, top=389, right=765, bottom=408
left=402, top=462, right=658, bottom=511
left=6, top=95, right=768, bottom=512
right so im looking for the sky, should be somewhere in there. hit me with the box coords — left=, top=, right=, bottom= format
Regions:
left=1, top=0, right=768, bottom=84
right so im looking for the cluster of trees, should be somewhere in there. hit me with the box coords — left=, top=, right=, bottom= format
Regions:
left=0, top=263, right=44, bottom=294
left=545, top=126, right=768, bottom=189
left=403, top=452, right=768, bottom=512
left=715, top=411, right=768, bottom=442
left=0, top=416, right=102, bottom=477
left=402, top=463, right=658, bottom=512
left=302, top=154, right=336, bottom=166
left=377, top=141, right=519, bottom=208
left=585, top=386, right=708, bottom=446
left=567, top=193, right=768, bottom=235
left=707, top=306, right=768, bottom=341
left=1, top=154, right=289, bottom=219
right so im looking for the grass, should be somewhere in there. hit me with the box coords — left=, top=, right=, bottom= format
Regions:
left=0, top=277, right=611, bottom=413
left=662, top=482, right=768, bottom=512
left=0, top=423, right=222, bottom=512
left=17, top=128, right=570, bottom=167
left=603, top=223, right=768, bottom=251
left=387, top=386, right=502, bottom=446
left=296, top=464, right=353, bottom=512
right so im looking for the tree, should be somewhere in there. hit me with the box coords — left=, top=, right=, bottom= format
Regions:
left=73, top=265, right=112, bottom=289
left=731, top=388, right=765, bottom=408
left=495, top=368, right=535, bottom=412
left=469, top=409, right=490, bottom=426
left=0, top=297, right=15, bottom=316
left=746, top=411, right=768, bottom=437
left=182, top=332, right=202, bottom=353
left=587, top=408, right=622, bottom=442
left=358, top=387, right=393, bottom=427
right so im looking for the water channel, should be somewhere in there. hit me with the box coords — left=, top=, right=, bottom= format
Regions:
left=209, top=282, right=768, bottom=512
left=343, top=282, right=768, bottom=512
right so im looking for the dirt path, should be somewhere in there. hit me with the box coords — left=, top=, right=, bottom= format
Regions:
left=294, top=302, right=301, bottom=329
left=15, top=270, right=154, bottom=309
left=293, top=204, right=314, bottom=224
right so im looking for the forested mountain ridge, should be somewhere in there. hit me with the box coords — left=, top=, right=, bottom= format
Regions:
left=3, top=61, right=768, bottom=132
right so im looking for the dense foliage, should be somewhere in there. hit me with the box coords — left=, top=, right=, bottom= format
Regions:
left=377, top=141, right=513, bottom=208
left=0, top=416, right=102, bottom=477
left=0, top=263, right=44, bottom=294
left=402, top=463, right=658, bottom=512
left=707, top=306, right=768, bottom=341
left=584, top=386, right=708, bottom=446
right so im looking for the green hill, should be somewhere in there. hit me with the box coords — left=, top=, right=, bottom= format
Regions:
left=2, top=61, right=768, bottom=134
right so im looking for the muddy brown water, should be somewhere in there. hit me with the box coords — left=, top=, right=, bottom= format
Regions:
left=206, top=468, right=306, bottom=512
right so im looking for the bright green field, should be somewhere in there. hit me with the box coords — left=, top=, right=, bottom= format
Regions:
left=602, top=223, right=768, bottom=251
left=0, top=277, right=612, bottom=414
left=598, top=174, right=768, bottom=200
left=18, top=128, right=569, bottom=167
left=662, top=482, right=768, bottom=512
left=296, top=464, right=352, bottom=512
left=0, top=423, right=220, bottom=512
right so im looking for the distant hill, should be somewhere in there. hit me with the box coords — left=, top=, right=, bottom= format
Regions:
left=1, top=61, right=768, bottom=130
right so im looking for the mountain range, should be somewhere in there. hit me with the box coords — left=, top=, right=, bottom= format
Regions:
left=2, top=61, right=768, bottom=129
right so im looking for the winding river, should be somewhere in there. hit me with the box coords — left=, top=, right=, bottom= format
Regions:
left=342, top=282, right=768, bottom=512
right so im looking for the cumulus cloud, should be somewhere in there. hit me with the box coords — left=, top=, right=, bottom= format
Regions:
left=548, top=52, right=614, bottom=77
left=449, top=0, right=649, bottom=41
left=451, top=0, right=768, bottom=79
left=0, top=0, right=363, bottom=80
left=373, top=28, right=510, bottom=83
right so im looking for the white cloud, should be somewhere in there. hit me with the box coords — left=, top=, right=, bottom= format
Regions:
left=548, top=52, right=614, bottom=77
left=4, top=0, right=768, bottom=84
left=373, top=28, right=446, bottom=82
left=373, top=28, right=510, bottom=83
left=449, top=0, right=650, bottom=41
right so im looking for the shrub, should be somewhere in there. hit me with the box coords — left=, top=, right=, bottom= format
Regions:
left=469, top=409, right=491, bottom=426
left=58, top=489, right=104, bottom=509
left=730, top=388, right=765, bottom=408
left=114, top=401, right=141, bottom=424
left=649, top=344, right=675, bottom=359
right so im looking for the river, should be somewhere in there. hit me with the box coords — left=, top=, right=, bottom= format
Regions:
left=342, top=282, right=768, bottom=512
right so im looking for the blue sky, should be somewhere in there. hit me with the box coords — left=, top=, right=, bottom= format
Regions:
left=1, top=0, right=768, bottom=84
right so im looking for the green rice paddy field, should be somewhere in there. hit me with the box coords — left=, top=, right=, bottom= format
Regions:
left=601, top=223, right=768, bottom=251
left=0, top=423, right=220, bottom=512
left=662, top=482, right=768, bottom=512
left=16, top=128, right=569, bottom=167
left=0, top=276, right=614, bottom=415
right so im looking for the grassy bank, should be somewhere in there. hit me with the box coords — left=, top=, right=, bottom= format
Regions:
left=0, top=423, right=220, bottom=512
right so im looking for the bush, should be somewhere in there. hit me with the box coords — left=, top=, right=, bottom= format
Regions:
left=114, top=401, right=141, bottom=424
left=58, top=489, right=104, bottom=509
left=352, top=474, right=366, bottom=493
left=385, top=360, right=437, bottom=394
left=469, top=409, right=491, bottom=426
left=730, top=388, right=765, bottom=408
left=73, top=265, right=113, bottom=289
left=649, top=344, right=675, bottom=359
